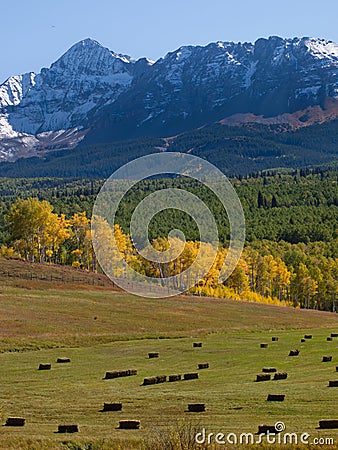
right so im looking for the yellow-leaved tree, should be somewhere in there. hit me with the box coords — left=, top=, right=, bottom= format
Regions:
left=6, top=198, right=70, bottom=263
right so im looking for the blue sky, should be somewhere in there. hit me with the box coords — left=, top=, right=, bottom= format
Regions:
left=1, top=0, right=338, bottom=83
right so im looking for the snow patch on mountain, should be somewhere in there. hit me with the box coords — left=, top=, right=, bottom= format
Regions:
left=305, top=38, right=338, bottom=60
left=244, top=61, right=257, bottom=87
left=0, top=72, right=36, bottom=107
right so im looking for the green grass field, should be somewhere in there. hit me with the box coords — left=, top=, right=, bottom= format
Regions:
left=0, top=260, right=338, bottom=449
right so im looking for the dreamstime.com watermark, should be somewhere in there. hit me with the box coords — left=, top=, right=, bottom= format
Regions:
left=195, top=422, right=335, bottom=446
left=91, top=152, right=245, bottom=298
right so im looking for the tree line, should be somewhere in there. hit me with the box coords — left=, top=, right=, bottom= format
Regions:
left=1, top=195, right=337, bottom=312
left=0, top=169, right=337, bottom=246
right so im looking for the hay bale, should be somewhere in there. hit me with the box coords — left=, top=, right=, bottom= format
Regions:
left=58, top=425, right=79, bottom=433
left=304, top=334, right=313, bottom=339
left=301, top=338, right=306, bottom=343
left=104, top=371, right=119, bottom=379
left=323, top=356, right=333, bottom=362
left=255, top=373, right=271, bottom=382
left=143, top=377, right=157, bottom=386
left=258, top=425, right=281, bottom=434
left=267, top=394, right=285, bottom=402
left=260, top=343, right=268, bottom=348
left=103, top=403, right=122, bottom=412
left=119, top=420, right=140, bottom=429
left=198, top=363, right=209, bottom=370
left=336, top=366, right=338, bottom=372
left=104, top=370, right=137, bottom=379
left=193, top=342, right=202, bottom=348
left=5, top=417, right=25, bottom=427
left=148, top=352, right=159, bottom=359
left=56, top=357, right=71, bottom=363
left=271, top=337, right=279, bottom=341
left=331, top=333, right=338, bottom=338
left=184, top=373, right=199, bottom=380
left=319, top=420, right=338, bottom=429
left=38, top=363, right=51, bottom=370
left=328, top=380, right=338, bottom=387
left=168, top=374, right=181, bottom=382
left=327, top=337, right=333, bottom=341
left=288, top=349, right=299, bottom=356
left=155, top=375, right=167, bottom=384
left=262, top=367, right=277, bottom=373
left=188, top=404, right=205, bottom=412
left=274, top=372, right=288, bottom=380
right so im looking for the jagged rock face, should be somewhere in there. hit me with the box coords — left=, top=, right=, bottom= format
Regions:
left=3, top=39, right=139, bottom=135
left=0, top=36, right=338, bottom=160
left=249, top=37, right=338, bottom=114
left=0, top=73, right=36, bottom=108
left=85, top=36, right=338, bottom=141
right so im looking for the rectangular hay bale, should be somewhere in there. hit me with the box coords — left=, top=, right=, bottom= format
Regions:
left=104, top=371, right=119, bottom=379
left=168, top=374, right=181, bottom=382
left=267, top=394, right=285, bottom=402
left=258, top=425, right=281, bottom=434
left=319, top=420, right=338, bottom=429
left=38, top=363, right=51, bottom=370
left=58, top=425, right=78, bottom=433
left=155, top=375, right=167, bottom=383
left=104, top=370, right=137, bottom=379
left=143, top=377, right=157, bottom=385
left=323, top=356, right=333, bottom=362
left=119, top=420, right=140, bottom=429
left=273, top=372, right=288, bottom=380
left=198, top=363, right=209, bottom=370
left=255, top=373, right=271, bottom=382
left=103, top=403, right=122, bottom=412
left=56, top=357, right=71, bottom=363
left=184, top=373, right=199, bottom=380
left=5, top=417, right=25, bottom=427
left=188, top=404, right=205, bottom=412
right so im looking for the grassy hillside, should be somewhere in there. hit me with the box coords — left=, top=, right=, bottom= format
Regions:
left=1, top=259, right=337, bottom=352
left=0, top=262, right=338, bottom=448
left=1, top=329, right=338, bottom=449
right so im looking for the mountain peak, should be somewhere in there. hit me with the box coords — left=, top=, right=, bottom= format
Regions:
left=78, top=37, right=101, bottom=46
left=66, top=38, right=134, bottom=64
left=48, top=38, right=134, bottom=77
left=1, top=36, right=338, bottom=162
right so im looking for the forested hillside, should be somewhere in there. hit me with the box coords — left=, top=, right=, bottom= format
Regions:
left=0, top=169, right=337, bottom=311
left=0, top=168, right=337, bottom=244
left=0, top=121, right=338, bottom=178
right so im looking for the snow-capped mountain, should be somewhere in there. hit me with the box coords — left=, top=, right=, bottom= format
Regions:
left=1, top=36, right=338, bottom=161
left=0, top=38, right=152, bottom=160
